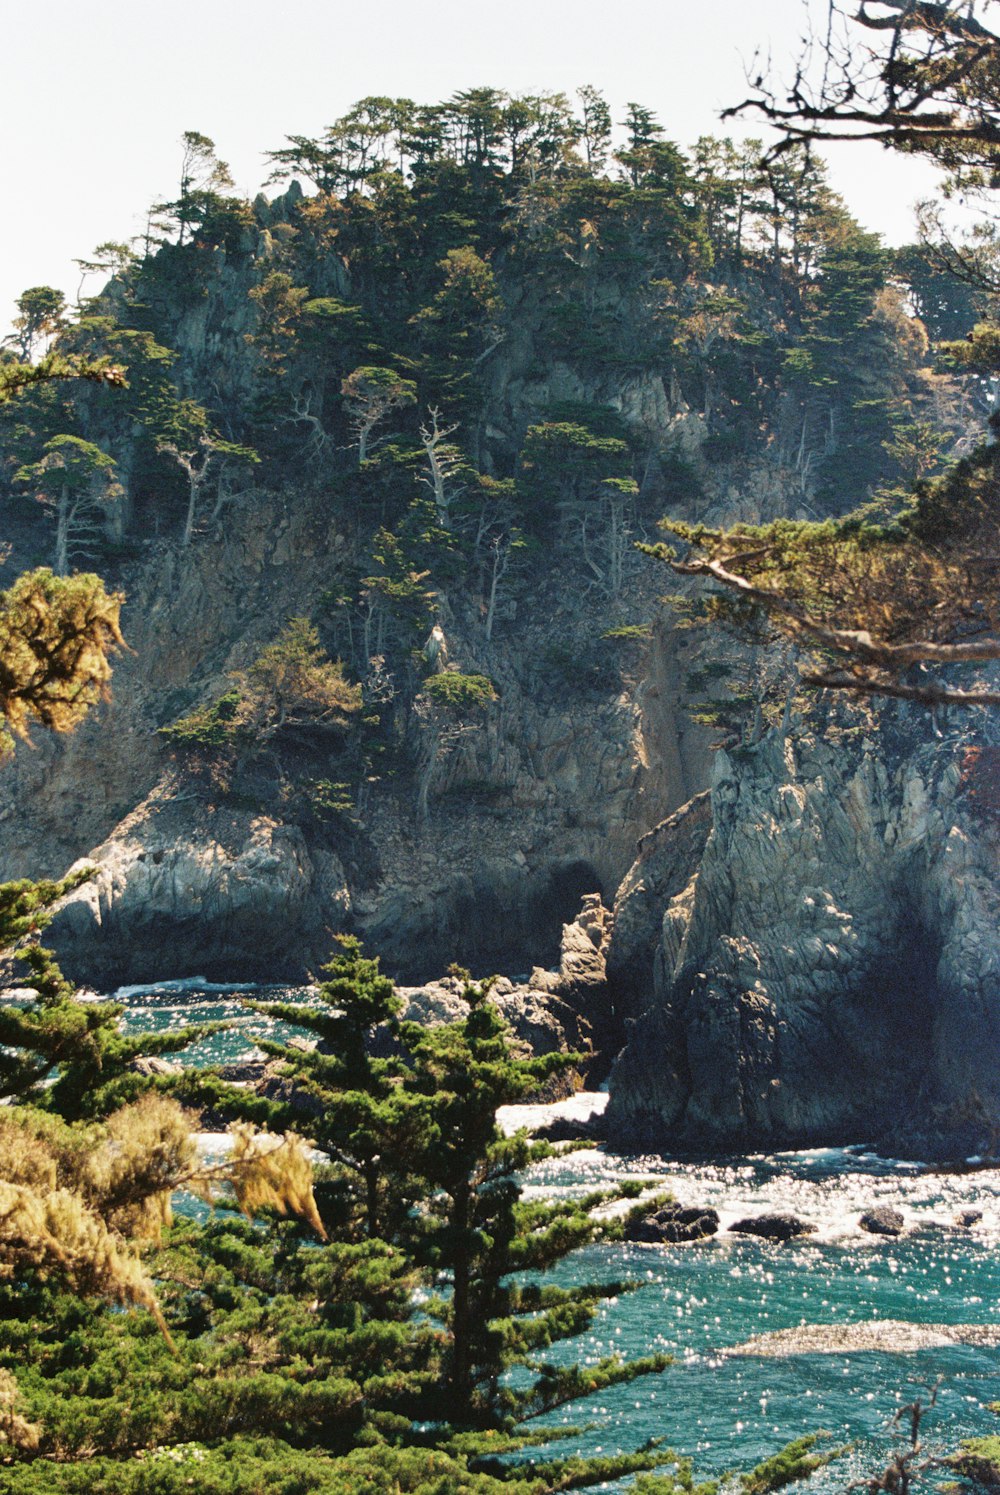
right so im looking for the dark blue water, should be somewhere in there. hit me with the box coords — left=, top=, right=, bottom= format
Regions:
left=119, top=980, right=1000, bottom=1489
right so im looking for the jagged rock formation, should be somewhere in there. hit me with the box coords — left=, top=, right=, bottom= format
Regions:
left=606, top=723, right=1000, bottom=1157
left=605, top=791, right=712, bottom=1028
left=624, top=1204, right=719, bottom=1244
left=392, top=894, right=613, bottom=1082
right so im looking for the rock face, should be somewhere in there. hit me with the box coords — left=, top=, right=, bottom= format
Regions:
left=606, top=723, right=1000, bottom=1157
left=606, top=792, right=712, bottom=1028
left=392, top=895, right=614, bottom=1083
left=2, top=485, right=708, bottom=989
left=48, top=796, right=351, bottom=987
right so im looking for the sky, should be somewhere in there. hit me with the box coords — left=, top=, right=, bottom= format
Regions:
left=3, top=0, right=944, bottom=333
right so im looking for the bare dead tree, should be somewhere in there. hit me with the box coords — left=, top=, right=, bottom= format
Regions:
left=854, top=1380, right=943, bottom=1495
left=283, top=388, right=332, bottom=464
left=728, top=2, right=1000, bottom=160
left=418, top=408, right=465, bottom=528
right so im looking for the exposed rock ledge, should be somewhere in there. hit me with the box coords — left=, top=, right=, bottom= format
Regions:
left=46, top=795, right=351, bottom=987
left=606, top=725, right=1000, bottom=1158
left=723, top=1320, right=1000, bottom=1358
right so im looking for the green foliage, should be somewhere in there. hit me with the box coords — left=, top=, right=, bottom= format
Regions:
left=633, top=1458, right=718, bottom=1495
left=299, top=777, right=356, bottom=824
left=0, top=944, right=227, bottom=1119
left=650, top=439, right=1000, bottom=706
left=160, top=622, right=361, bottom=756
left=602, top=623, right=652, bottom=641
left=0, top=569, right=125, bottom=756
left=15, top=432, right=117, bottom=492
left=158, top=688, right=242, bottom=748
left=420, top=670, right=497, bottom=714
left=5, top=286, right=66, bottom=359
left=740, top=1435, right=849, bottom=1495
left=0, top=351, right=126, bottom=405
left=950, top=1432, right=1000, bottom=1485
left=0, top=869, right=92, bottom=951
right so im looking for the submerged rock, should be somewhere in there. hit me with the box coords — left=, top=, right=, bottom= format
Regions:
left=859, top=1207, right=905, bottom=1236
left=729, top=1213, right=817, bottom=1242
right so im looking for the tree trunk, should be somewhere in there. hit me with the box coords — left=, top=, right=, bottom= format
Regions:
left=363, top=1158, right=380, bottom=1238
left=450, top=1182, right=473, bottom=1415
left=182, top=473, right=201, bottom=547
left=484, top=542, right=507, bottom=639
left=54, top=485, right=70, bottom=576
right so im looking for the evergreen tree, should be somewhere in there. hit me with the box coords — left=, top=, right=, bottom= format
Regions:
left=15, top=433, right=120, bottom=575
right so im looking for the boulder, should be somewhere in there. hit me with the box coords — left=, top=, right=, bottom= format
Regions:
left=859, top=1207, right=905, bottom=1236
left=729, top=1213, right=817, bottom=1242
left=129, top=1055, right=182, bottom=1078
left=532, top=1113, right=606, bottom=1143
left=955, top=1209, right=983, bottom=1229
left=626, top=1204, right=719, bottom=1244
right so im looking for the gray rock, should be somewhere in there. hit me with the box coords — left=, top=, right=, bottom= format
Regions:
left=607, top=725, right=1000, bottom=1155
left=956, top=1209, right=983, bottom=1229
left=859, top=1207, right=905, bottom=1236
left=606, top=792, right=712, bottom=1027
left=626, top=1204, right=719, bottom=1244
left=45, top=799, right=350, bottom=987
left=391, top=895, right=616, bottom=1079
left=730, top=1213, right=817, bottom=1242
left=531, top=1112, right=606, bottom=1143
left=129, top=1055, right=182, bottom=1077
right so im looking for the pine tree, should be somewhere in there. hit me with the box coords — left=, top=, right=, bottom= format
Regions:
left=246, top=953, right=670, bottom=1432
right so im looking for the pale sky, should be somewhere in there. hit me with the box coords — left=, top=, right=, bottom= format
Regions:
left=3, top=0, right=942, bottom=332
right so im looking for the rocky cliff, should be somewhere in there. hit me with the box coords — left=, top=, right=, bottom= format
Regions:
left=606, top=719, right=1000, bottom=1157
left=1, top=479, right=709, bottom=988
left=2, top=142, right=973, bottom=1118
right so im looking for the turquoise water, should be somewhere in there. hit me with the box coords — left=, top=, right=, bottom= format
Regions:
left=118, top=980, right=1000, bottom=1489
left=522, top=1148, right=1000, bottom=1489
left=116, top=977, right=315, bottom=1065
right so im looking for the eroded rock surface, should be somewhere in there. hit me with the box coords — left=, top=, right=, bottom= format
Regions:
left=47, top=795, right=350, bottom=986
left=607, top=724, right=1000, bottom=1157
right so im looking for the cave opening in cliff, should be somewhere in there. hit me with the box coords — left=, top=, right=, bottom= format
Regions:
left=857, top=903, right=944, bottom=1121
left=386, top=858, right=605, bottom=984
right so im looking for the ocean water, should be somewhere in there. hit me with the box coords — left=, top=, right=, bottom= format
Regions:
left=119, top=980, right=1000, bottom=1489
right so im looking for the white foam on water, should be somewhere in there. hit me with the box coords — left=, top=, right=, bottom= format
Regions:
left=497, top=1089, right=609, bottom=1137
